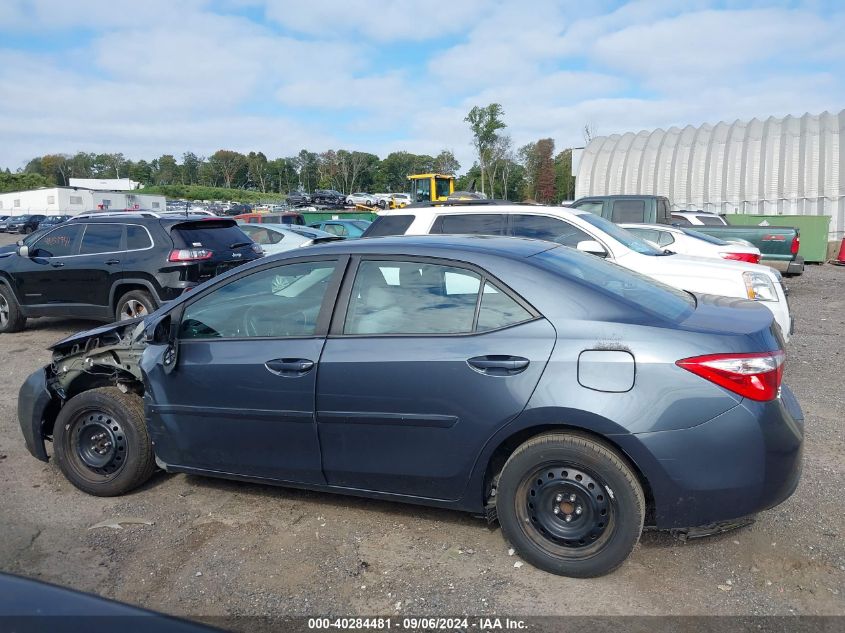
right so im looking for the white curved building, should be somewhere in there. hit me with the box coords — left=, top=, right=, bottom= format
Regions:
left=575, top=110, right=845, bottom=238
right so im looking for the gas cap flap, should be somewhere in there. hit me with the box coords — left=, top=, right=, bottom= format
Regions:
left=578, top=350, right=635, bottom=393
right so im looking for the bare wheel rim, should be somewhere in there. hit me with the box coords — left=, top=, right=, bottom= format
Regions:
left=515, top=462, right=617, bottom=560
left=65, top=409, right=128, bottom=481
left=0, top=294, right=8, bottom=327
left=120, top=298, right=149, bottom=320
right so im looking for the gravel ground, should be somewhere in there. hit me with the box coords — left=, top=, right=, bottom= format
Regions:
left=0, top=230, right=843, bottom=620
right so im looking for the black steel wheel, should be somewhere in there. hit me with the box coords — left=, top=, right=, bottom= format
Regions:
left=53, top=387, right=156, bottom=496
left=497, top=432, right=644, bottom=577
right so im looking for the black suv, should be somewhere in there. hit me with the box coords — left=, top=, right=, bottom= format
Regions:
left=285, top=191, right=311, bottom=207
left=311, top=189, right=346, bottom=207
left=6, top=215, right=46, bottom=234
left=0, top=213, right=262, bottom=332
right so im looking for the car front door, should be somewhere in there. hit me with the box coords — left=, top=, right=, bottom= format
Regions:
left=316, top=257, right=556, bottom=500
left=142, top=257, right=344, bottom=483
left=9, top=224, right=84, bottom=309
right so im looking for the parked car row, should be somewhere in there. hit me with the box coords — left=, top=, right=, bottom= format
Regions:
left=0, top=214, right=72, bottom=234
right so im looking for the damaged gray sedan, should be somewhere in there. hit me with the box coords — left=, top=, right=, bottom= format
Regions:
left=18, top=235, right=803, bottom=578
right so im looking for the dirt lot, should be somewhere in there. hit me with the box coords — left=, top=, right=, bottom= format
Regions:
left=0, top=230, right=843, bottom=620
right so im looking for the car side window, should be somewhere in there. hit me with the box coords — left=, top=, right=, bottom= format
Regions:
left=509, top=214, right=592, bottom=247
left=126, top=225, right=153, bottom=250
left=477, top=283, right=533, bottom=331
left=80, top=224, right=124, bottom=254
left=671, top=215, right=693, bottom=226
left=572, top=201, right=603, bottom=215
left=430, top=214, right=506, bottom=235
left=625, top=228, right=660, bottom=245
left=361, top=215, right=415, bottom=237
left=657, top=198, right=670, bottom=223
left=657, top=231, right=675, bottom=247
left=696, top=215, right=725, bottom=226
left=30, top=224, right=83, bottom=257
left=324, top=224, right=347, bottom=236
left=610, top=200, right=646, bottom=222
left=180, top=261, right=337, bottom=339
left=344, top=260, right=482, bottom=335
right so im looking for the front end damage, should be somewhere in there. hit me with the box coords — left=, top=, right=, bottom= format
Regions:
left=17, top=318, right=149, bottom=462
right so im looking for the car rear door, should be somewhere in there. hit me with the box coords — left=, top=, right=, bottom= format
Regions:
left=75, top=223, right=127, bottom=309
left=315, top=257, right=556, bottom=500
left=142, top=257, right=345, bottom=483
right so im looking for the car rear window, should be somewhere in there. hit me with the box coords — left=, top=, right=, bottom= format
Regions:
left=170, top=220, right=250, bottom=250
left=362, top=214, right=415, bottom=237
left=610, top=200, right=646, bottom=223
left=531, top=246, right=695, bottom=322
left=430, top=214, right=506, bottom=235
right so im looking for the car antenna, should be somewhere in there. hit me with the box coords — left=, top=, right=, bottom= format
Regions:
left=185, top=200, right=189, bottom=220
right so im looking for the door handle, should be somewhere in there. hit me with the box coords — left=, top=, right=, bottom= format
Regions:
left=51, top=262, right=65, bottom=268
left=105, top=259, right=120, bottom=265
left=265, top=358, right=315, bottom=377
left=467, top=355, right=530, bottom=376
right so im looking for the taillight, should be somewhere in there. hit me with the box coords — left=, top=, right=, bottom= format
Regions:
left=721, top=252, right=760, bottom=264
left=168, top=248, right=213, bottom=262
left=790, top=235, right=800, bottom=255
left=676, top=350, right=785, bottom=401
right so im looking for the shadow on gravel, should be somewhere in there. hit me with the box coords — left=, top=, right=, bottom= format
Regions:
left=20, top=318, right=102, bottom=334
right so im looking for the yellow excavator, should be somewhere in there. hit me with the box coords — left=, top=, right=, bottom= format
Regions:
left=407, top=173, right=486, bottom=203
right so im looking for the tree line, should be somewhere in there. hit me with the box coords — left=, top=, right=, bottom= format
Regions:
left=4, top=103, right=579, bottom=203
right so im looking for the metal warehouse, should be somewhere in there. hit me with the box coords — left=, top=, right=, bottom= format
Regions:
left=575, top=109, right=845, bottom=239
left=0, top=187, right=166, bottom=216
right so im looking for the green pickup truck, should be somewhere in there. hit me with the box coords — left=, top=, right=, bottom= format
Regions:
left=570, top=195, right=804, bottom=276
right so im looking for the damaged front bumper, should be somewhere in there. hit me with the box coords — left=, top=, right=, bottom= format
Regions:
left=17, top=368, right=54, bottom=462
left=17, top=318, right=150, bottom=462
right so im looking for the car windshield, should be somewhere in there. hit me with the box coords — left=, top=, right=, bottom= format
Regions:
left=531, top=246, right=695, bottom=322
left=681, top=228, right=729, bottom=245
left=577, top=213, right=666, bottom=255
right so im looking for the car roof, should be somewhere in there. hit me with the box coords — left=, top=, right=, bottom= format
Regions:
left=378, top=201, right=589, bottom=219
left=295, top=234, right=558, bottom=259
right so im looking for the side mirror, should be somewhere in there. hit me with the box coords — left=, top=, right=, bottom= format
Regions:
left=16, top=245, right=29, bottom=258
left=576, top=240, right=607, bottom=257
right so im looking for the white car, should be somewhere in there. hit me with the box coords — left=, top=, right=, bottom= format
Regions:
left=619, top=223, right=762, bottom=264
left=237, top=223, right=340, bottom=256
left=346, top=192, right=375, bottom=206
left=370, top=204, right=793, bottom=340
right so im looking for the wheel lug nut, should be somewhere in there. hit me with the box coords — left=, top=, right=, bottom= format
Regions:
left=569, top=494, right=576, bottom=502
left=575, top=506, right=583, bottom=515
left=565, top=515, right=572, bottom=523
left=553, top=507, right=560, bottom=515
left=555, top=494, right=563, bottom=502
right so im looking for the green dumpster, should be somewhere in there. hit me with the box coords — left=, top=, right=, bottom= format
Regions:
left=300, top=210, right=378, bottom=223
left=723, top=214, right=832, bottom=263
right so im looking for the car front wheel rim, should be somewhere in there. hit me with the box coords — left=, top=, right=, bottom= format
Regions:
left=73, top=413, right=127, bottom=476
left=517, top=465, right=614, bottom=555
left=121, top=299, right=148, bottom=320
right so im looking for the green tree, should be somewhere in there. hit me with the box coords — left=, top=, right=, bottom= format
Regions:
left=535, top=138, right=556, bottom=204
left=518, top=142, right=539, bottom=200
left=433, top=149, right=460, bottom=175
left=464, top=103, right=506, bottom=196
left=154, top=154, right=180, bottom=185
left=209, top=150, right=247, bottom=188
left=0, top=171, right=50, bottom=193
left=554, top=149, right=576, bottom=203
left=181, top=152, right=201, bottom=185
left=130, top=159, right=153, bottom=185
left=246, top=151, right=271, bottom=192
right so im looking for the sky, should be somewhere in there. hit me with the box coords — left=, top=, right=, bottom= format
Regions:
left=1, top=0, right=843, bottom=173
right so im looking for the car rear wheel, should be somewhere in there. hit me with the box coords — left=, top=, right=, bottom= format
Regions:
left=53, top=387, right=156, bottom=496
left=115, top=289, right=156, bottom=321
left=0, top=285, right=26, bottom=333
left=497, top=432, right=645, bottom=577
